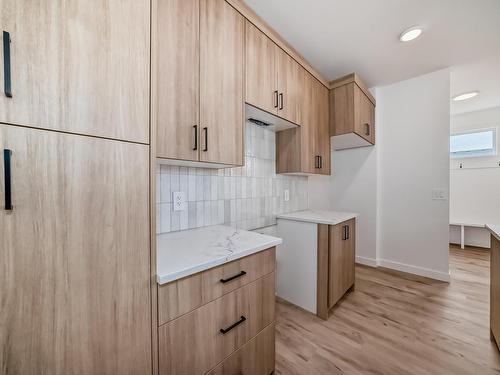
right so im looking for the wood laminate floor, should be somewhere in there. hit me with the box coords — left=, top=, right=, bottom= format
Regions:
left=275, top=245, right=500, bottom=374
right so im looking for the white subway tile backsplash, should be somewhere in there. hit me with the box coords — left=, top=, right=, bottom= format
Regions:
left=156, top=123, right=308, bottom=233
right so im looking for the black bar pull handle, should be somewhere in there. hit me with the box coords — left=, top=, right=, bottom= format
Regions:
left=364, top=123, right=370, bottom=136
left=274, top=90, right=279, bottom=108
left=4, top=149, right=12, bottom=210
left=3, top=31, right=12, bottom=98
left=319, top=155, right=323, bottom=169
left=220, top=316, right=246, bottom=334
left=279, top=93, right=283, bottom=110
left=346, top=225, right=350, bottom=240
left=342, top=225, right=347, bottom=241
left=202, top=127, right=208, bottom=152
left=220, top=270, right=246, bottom=284
left=192, top=125, right=198, bottom=151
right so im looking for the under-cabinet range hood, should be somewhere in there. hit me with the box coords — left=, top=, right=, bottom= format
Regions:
left=245, top=103, right=299, bottom=132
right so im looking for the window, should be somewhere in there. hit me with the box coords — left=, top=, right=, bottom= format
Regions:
left=450, top=129, right=496, bottom=158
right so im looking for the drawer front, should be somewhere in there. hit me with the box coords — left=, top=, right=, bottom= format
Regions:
left=158, top=247, right=276, bottom=325
left=206, top=322, right=275, bottom=375
left=159, top=272, right=275, bottom=375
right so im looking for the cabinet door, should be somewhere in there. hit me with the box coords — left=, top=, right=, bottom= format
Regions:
left=156, top=0, right=199, bottom=160
left=200, top=0, right=244, bottom=165
left=355, top=86, right=375, bottom=144
left=0, top=125, right=151, bottom=374
left=245, top=21, right=278, bottom=115
left=491, top=236, right=500, bottom=347
left=277, top=50, right=305, bottom=125
left=311, top=78, right=330, bottom=175
left=328, top=219, right=355, bottom=308
left=330, top=83, right=355, bottom=137
left=0, top=1, right=149, bottom=143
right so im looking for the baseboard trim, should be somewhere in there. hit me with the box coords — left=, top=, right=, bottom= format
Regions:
left=355, top=256, right=378, bottom=267
left=378, top=259, right=450, bottom=282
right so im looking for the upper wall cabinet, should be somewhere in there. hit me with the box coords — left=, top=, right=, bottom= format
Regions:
left=245, top=21, right=304, bottom=126
left=0, top=0, right=150, bottom=143
left=276, top=73, right=330, bottom=175
left=330, top=73, right=376, bottom=150
left=156, top=0, right=244, bottom=167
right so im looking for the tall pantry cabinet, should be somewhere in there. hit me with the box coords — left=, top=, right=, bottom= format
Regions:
left=0, top=1, right=152, bottom=374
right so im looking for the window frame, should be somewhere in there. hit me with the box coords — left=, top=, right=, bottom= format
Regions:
left=450, top=127, right=497, bottom=159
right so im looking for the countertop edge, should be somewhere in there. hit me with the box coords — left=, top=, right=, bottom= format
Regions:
left=156, top=238, right=282, bottom=285
left=276, top=213, right=358, bottom=226
left=486, top=224, right=500, bottom=242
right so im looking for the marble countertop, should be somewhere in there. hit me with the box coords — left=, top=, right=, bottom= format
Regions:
left=157, top=225, right=282, bottom=285
left=486, top=224, right=500, bottom=241
left=277, top=209, right=358, bottom=225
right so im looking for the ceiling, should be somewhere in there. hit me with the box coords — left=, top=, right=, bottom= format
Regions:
left=244, top=0, right=500, bottom=114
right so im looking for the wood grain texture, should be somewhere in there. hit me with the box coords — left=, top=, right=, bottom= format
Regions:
left=206, top=322, right=275, bottom=375
left=310, top=76, right=330, bottom=175
left=277, top=49, right=305, bottom=126
left=328, top=219, right=356, bottom=308
left=245, top=20, right=278, bottom=115
left=330, top=82, right=355, bottom=137
left=156, top=0, right=199, bottom=160
left=200, top=0, right=244, bottom=166
left=0, top=0, right=150, bottom=143
left=276, top=246, right=500, bottom=374
left=316, top=224, right=330, bottom=320
left=491, top=235, right=500, bottom=350
left=158, top=272, right=275, bottom=375
left=157, top=247, right=276, bottom=325
left=329, top=73, right=376, bottom=105
left=0, top=124, right=151, bottom=375
left=275, top=127, right=301, bottom=174
left=225, top=0, right=329, bottom=88
left=354, top=84, right=375, bottom=144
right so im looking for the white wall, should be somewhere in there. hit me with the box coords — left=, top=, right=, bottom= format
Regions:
left=449, top=106, right=500, bottom=247
left=376, top=69, right=450, bottom=281
left=310, top=69, right=451, bottom=281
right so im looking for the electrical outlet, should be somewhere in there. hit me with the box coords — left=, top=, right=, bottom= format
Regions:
left=432, top=188, right=447, bottom=200
left=284, top=189, right=290, bottom=202
left=172, top=191, right=187, bottom=211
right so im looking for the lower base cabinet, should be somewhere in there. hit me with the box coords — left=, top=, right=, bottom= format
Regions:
left=491, top=234, right=500, bottom=350
left=157, top=248, right=276, bottom=375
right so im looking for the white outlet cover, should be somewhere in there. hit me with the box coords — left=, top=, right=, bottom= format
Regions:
left=284, top=189, right=290, bottom=202
left=172, top=191, right=187, bottom=211
left=431, top=188, right=447, bottom=201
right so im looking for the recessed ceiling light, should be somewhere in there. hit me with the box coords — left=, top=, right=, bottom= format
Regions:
left=399, top=27, right=422, bottom=42
left=452, top=91, right=479, bottom=101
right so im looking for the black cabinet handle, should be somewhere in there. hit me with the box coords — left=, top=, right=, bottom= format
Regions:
left=3, top=149, right=12, bottom=210
left=220, top=316, right=246, bottom=334
left=342, top=225, right=347, bottom=240
left=346, top=225, right=350, bottom=240
left=365, top=123, right=370, bottom=136
left=3, top=31, right=12, bottom=98
left=274, top=90, right=279, bottom=108
left=192, top=125, right=198, bottom=151
left=202, top=127, right=208, bottom=152
left=319, top=155, right=323, bottom=169
left=279, top=93, right=283, bottom=110
left=220, top=270, right=246, bottom=284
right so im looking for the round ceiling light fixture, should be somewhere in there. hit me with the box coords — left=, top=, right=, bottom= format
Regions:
left=399, top=26, right=423, bottom=42
left=452, top=91, right=479, bottom=101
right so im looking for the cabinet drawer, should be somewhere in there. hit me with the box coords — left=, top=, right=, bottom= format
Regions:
left=158, top=247, right=276, bottom=325
left=206, top=322, right=275, bottom=375
left=158, top=272, right=275, bottom=375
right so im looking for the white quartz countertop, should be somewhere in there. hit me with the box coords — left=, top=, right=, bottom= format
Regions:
left=277, top=210, right=358, bottom=225
left=486, top=224, right=500, bottom=241
left=156, top=225, right=282, bottom=285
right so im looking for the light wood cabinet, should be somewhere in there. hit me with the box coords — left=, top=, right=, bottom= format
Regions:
left=206, top=322, right=275, bottom=375
left=330, top=73, right=376, bottom=150
left=0, top=0, right=150, bottom=143
left=328, top=219, right=356, bottom=308
left=0, top=124, right=151, bottom=374
left=276, top=73, right=330, bottom=175
left=491, top=234, right=500, bottom=350
left=157, top=248, right=276, bottom=375
left=245, top=21, right=305, bottom=126
left=156, top=0, right=244, bottom=166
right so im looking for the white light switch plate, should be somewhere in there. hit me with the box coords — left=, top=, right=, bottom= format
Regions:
left=284, top=189, right=290, bottom=202
left=432, top=188, right=447, bottom=200
left=172, top=191, right=187, bottom=211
